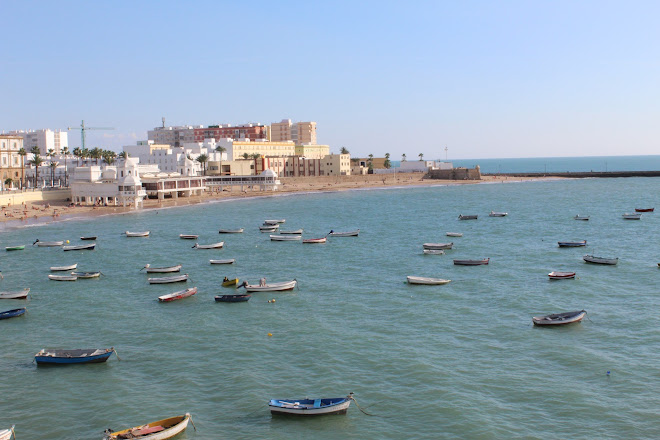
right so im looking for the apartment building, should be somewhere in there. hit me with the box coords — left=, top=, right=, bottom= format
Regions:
left=147, top=125, right=198, bottom=148
left=193, top=123, right=269, bottom=142
left=0, top=135, right=24, bottom=188
left=219, top=139, right=297, bottom=161
left=271, top=119, right=317, bottom=144
left=8, top=129, right=68, bottom=155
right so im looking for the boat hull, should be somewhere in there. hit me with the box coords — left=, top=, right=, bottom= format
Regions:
left=80, top=236, right=97, bottom=240
left=0, top=308, right=26, bottom=320
left=407, top=276, right=451, bottom=285
left=329, top=230, right=359, bottom=237
left=193, top=242, right=224, bottom=249
left=125, top=231, right=150, bottom=237
left=0, top=289, right=30, bottom=299
left=0, top=426, right=14, bottom=440
left=548, top=271, right=576, bottom=280
left=148, top=275, right=189, bottom=284
left=423, top=242, right=453, bottom=250
left=48, top=275, right=77, bottom=281
left=635, top=208, right=654, bottom=212
left=210, top=259, right=235, bottom=265
left=5, top=246, right=24, bottom=251
left=179, top=234, right=198, bottom=239
left=244, top=280, right=297, bottom=292
left=215, top=294, right=251, bottom=302
left=533, top=310, right=586, bottom=326
left=558, top=241, right=587, bottom=247
left=158, top=287, right=197, bottom=302
left=63, top=244, right=96, bottom=251
left=458, top=215, right=478, bottom=220
left=144, top=265, right=182, bottom=273
left=35, top=348, right=114, bottom=365
left=218, top=228, right=244, bottom=233
left=104, top=414, right=190, bottom=440
left=303, top=238, right=327, bottom=243
left=454, top=259, right=490, bottom=266
left=583, top=255, right=618, bottom=265
left=270, top=235, right=302, bottom=241
left=269, top=397, right=351, bottom=416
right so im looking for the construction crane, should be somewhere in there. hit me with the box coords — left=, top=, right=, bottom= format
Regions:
left=67, top=120, right=114, bottom=150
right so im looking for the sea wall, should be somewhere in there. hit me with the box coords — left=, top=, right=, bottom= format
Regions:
left=425, top=167, right=482, bottom=180
left=484, top=171, right=660, bottom=178
left=0, top=189, right=71, bottom=207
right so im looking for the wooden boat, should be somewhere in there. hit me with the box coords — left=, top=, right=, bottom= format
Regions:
left=558, top=240, right=587, bottom=247
left=458, top=214, right=478, bottom=220
left=179, top=234, right=199, bottom=239
left=270, top=234, right=302, bottom=241
left=0, top=308, right=26, bottom=320
left=33, top=240, right=63, bottom=247
left=193, top=241, right=224, bottom=249
left=35, top=348, right=116, bottom=365
left=222, top=277, right=239, bottom=287
left=423, top=249, right=444, bottom=255
left=622, top=213, right=642, bottom=220
left=241, top=280, right=297, bottom=292
left=51, top=263, right=78, bottom=271
left=280, top=229, right=303, bottom=235
left=210, top=259, right=235, bottom=265
left=423, top=242, right=453, bottom=250
left=158, top=287, right=197, bottom=302
left=215, top=294, right=251, bottom=302
left=70, top=271, right=101, bottom=279
left=328, top=229, right=359, bottom=237
left=574, top=215, right=590, bottom=221
left=143, top=264, right=182, bottom=273
left=446, top=232, right=463, bottom=237
left=303, top=237, right=327, bottom=244
left=0, top=425, right=14, bottom=440
left=63, top=243, right=96, bottom=251
left=489, top=211, right=508, bottom=217
left=635, top=208, right=654, bottom=212
left=148, top=274, right=189, bottom=284
left=259, top=224, right=279, bottom=232
left=548, top=271, right=576, bottom=280
left=269, top=393, right=353, bottom=416
left=583, top=254, right=618, bottom=265
left=532, top=310, right=586, bottom=326
left=0, top=289, right=29, bottom=299
left=103, top=413, right=191, bottom=440
left=48, top=274, right=78, bottom=281
left=264, top=219, right=286, bottom=225
left=5, top=245, right=24, bottom=251
left=218, top=228, right=244, bottom=233
left=454, top=258, right=490, bottom=266
left=80, top=236, right=97, bottom=240
left=125, top=231, right=150, bottom=237
left=407, top=276, right=451, bottom=285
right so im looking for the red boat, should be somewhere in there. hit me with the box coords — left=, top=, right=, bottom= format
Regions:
left=548, top=271, right=576, bottom=280
left=635, top=208, right=654, bottom=212
left=158, top=287, right=197, bottom=302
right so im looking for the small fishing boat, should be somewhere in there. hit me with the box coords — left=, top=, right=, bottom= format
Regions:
left=454, top=258, right=490, bottom=266
left=548, top=271, right=576, bottom=280
left=35, top=348, right=116, bottom=365
left=0, top=308, right=26, bottom=320
left=260, top=224, right=279, bottom=232
left=407, top=276, right=451, bottom=285
left=51, top=263, right=78, bottom=271
left=0, top=289, right=30, bottom=299
left=5, top=245, right=24, bottom=251
left=583, top=254, right=618, bottom=265
left=143, top=264, right=182, bottom=273
left=63, top=243, right=96, bottom=251
left=423, top=242, right=453, bottom=250
left=33, top=240, right=64, bottom=247
left=458, top=214, right=478, bottom=220
left=103, top=413, right=191, bottom=440
left=532, top=310, right=586, bottom=326
left=218, top=228, right=244, bottom=233
left=270, top=234, right=302, bottom=241
left=158, top=287, right=197, bottom=302
left=558, top=240, right=587, bottom=247
left=280, top=229, right=304, bottom=235
left=241, top=280, right=297, bottom=292
left=148, top=274, right=189, bottom=284
left=125, top=231, right=150, bottom=237
left=222, top=277, right=239, bottom=287
left=446, top=232, right=463, bottom=237
left=70, top=271, right=101, bottom=279
left=303, top=237, right=327, bottom=244
left=0, top=425, right=14, bottom=440
left=193, top=242, right=224, bottom=249
left=635, top=208, right=654, bottom=212
left=328, top=229, right=359, bottom=237
left=210, top=259, right=235, bottom=265
left=489, top=211, right=508, bottom=217
left=264, top=219, right=286, bottom=225
left=574, top=215, right=590, bottom=221
left=622, top=213, right=642, bottom=220
left=179, top=234, right=199, bottom=239
left=423, top=249, right=444, bottom=255
left=48, top=274, right=78, bottom=281
left=215, top=294, right=251, bottom=302
left=80, top=236, right=97, bottom=240
left=269, top=393, right=353, bottom=416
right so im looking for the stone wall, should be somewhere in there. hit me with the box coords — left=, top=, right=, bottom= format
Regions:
left=425, top=166, right=481, bottom=180
left=0, top=189, right=71, bottom=207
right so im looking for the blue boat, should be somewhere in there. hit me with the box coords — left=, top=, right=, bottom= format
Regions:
left=269, top=393, right=353, bottom=416
left=35, top=348, right=115, bottom=365
left=215, top=294, right=251, bottom=303
left=0, top=308, right=26, bottom=320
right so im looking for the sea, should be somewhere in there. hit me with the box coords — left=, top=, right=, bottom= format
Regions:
left=1, top=157, right=660, bottom=439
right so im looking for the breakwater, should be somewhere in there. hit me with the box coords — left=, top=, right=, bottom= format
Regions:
left=484, top=170, right=660, bottom=178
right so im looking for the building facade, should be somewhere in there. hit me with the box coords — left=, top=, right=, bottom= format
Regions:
left=193, top=123, right=269, bottom=142
left=294, top=144, right=330, bottom=159
left=0, top=135, right=25, bottom=188
left=219, top=139, right=297, bottom=161
left=270, top=119, right=317, bottom=144
left=147, top=126, right=198, bottom=148
left=8, top=129, right=68, bottom=155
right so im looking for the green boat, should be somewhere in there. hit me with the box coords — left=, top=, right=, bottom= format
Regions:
left=5, top=245, right=25, bottom=251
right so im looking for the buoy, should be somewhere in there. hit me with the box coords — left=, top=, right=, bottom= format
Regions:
left=271, top=299, right=275, bottom=303
left=267, top=333, right=273, bottom=337
left=606, top=371, right=611, bottom=375
left=66, top=240, right=70, bottom=244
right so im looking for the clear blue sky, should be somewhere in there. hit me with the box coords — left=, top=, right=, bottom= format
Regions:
left=2, top=0, right=659, bottom=159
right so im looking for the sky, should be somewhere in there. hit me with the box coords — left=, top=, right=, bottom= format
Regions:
left=1, top=0, right=659, bottom=160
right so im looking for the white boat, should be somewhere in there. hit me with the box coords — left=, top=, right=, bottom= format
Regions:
left=583, top=254, right=618, bottom=265
left=104, top=413, right=191, bottom=440
left=143, top=264, right=182, bottom=273
left=0, top=425, right=14, bottom=440
left=33, top=240, right=64, bottom=247
left=0, top=289, right=30, bottom=299
left=48, top=274, right=78, bottom=281
left=50, top=264, right=78, bottom=271
left=423, top=242, right=453, bottom=250
left=218, top=228, right=244, bottom=234
left=179, top=234, right=199, bottom=239
left=260, top=224, right=279, bottom=232
left=70, top=271, right=101, bottom=279
left=126, top=231, right=150, bottom=237
left=280, top=229, right=303, bottom=235
left=574, top=215, right=590, bottom=221
left=533, top=310, right=587, bottom=326
left=622, top=213, right=642, bottom=220
left=303, top=237, right=327, bottom=244
left=62, top=243, right=96, bottom=251
left=269, top=394, right=353, bottom=416
left=423, top=249, right=444, bottom=255
left=241, top=280, right=297, bottom=292
left=209, top=259, right=235, bottom=264
left=446, top=232, right=463, bottom=237
left=329, top=229, right=359, bottom=237
left=407, top=276, right=451, bottom=285
left=548, top=271, right=576, bottom=280
left=270, top=235, right=302, bottom=241
left=158, top=287, right=197, bottom=302
left=264, top=219, right=286, bottom=225
left=489, top=211, right=508, bottom=217
left=193, top=242, right=224, bottom=249
left=148, top=274, right=189, bottom=284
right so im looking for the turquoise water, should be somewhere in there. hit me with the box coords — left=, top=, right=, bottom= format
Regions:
left=1, top=178, right=660, bottom=439
left=451, top=155, right=660, bottom=174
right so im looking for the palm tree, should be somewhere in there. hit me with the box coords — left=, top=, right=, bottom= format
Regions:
left=384, top=153, right=391, bottom=169
left=62, top=146, right=69, bottom=186
left=401, top=153, right=407, bottom=162
left=18, top=148, right=27, bottom=189
left=367, top=154, right=374, bottom=173
left=196, top=154, right=209, bottom=176
left=340, top=147, right=349, bottom=154
left=242, top=153, right=249, bottom=159
left=72, top=147, right=81, bottom=166
left=418, top=153, right=424, bottom=161
left=81, top=148, right=90, bottom=165
left=90, top=147, right=102, bottom=165
left=103, top=150, right=117, bottom=165
left=29, top=146, right=44, bottom=188
left=4, top=177, right=12, bottom=189
left=215, top=146, right=226, bottom=153
left=49, top=161, right=58, bottom=186
left=118, top=151, right=128, bottom=160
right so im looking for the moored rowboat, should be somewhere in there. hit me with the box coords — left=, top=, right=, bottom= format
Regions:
left=635, top=208, right=654, bottom=212
left=446, top=232, right=463, bottom=237
left=179, top=234, right=199, bottom=239
left=458, top=214, right=478, bottom=220
left=158, top=287, right=197, bottom=302
left=622, top=213, right=642, bottom=220
left=328, top=229, right=359, bottom=237
left=574, top=215, right=590, bottom=221
left=51, top=263, right=78, bottom=271
left=103, top=413, right=191, bottom=440
left=222, top=277, right=239, bottom=287
left=558, top=240, right=587, bottom=247
left=280, top=229, right=303, bottom=234
left=270, top=234, right=302, bottom=241
left=148, top=274, right=189, bottom=284
left=269, top=393, right=353, bottom=416
left=5, top=245, right=24, bottom=251
left=215, top=294, right=250, bottom=302
left=489, top=211, right=508, bottom=217
left=63, top=243, right=96, bottom=251
left=423, top=242, right=453, bottom=250
left=35, top=348, right=116, bottom=365
left=454, top=258, right=490, bottom=266
left=48, top=274, right=78, bottom=281
left=125, top=231, right=150, bottom=237
left=0, top=425, right=14, bottom=440
left=80, top=236, right=97, bottom=240
left=210, top=259, right=235, bottom=264
left=260, top=224, right=279, bottom=232
left=423, top=249, right=444, bottom=255
left=218, top=228, right=244, bottom=233
left=303, top=237, right=327, bottom=244
left=143, top=264, right=182, bottom=273
left=33, top=240, right=64, bottom=247
left=0, top=289, right=30, bottom=299
left=193, top=242, right=224, bottom=249
left=264, top=219, right=286, bottom=225
left=0, top=308, right=26, bottom=320
left=583, top=254, right=618, bottom=265
left=407, top=276, right=451, bottom=285
left=70, top=271, right=101, bottom=279
left=532, top=310, right=586, bottom=326
left=241, top=280, right=297, bottom=292
left=548, top=271, right=576, bottom=280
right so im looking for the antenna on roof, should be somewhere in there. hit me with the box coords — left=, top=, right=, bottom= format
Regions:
left=162, top=117, right=166, bottom=128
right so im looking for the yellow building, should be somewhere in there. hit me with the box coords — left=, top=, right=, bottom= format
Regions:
left=294, top=144, right=330, bottom=159
left=223, top=140, right=296, bottom=161
left=270, top=119, right=317, bottom=144
left=0, top=135, right=25, bottom=188
left=320, top=154, right=351, bottom=176
left=207, top=159, right=255, bottom=176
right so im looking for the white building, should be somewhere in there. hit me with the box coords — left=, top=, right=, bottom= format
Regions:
left=123, top=139, right=224, bottom=176
left=8, top=129, right=68, bottom=155
left=70, top=157, right=147, bottom=209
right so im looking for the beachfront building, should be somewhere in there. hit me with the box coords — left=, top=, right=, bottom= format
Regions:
left=0, top=135, right=24, bottom=189
left=140, top=173, right=205, bottom=200
left=123, top=139, right=224, bottom=176
left=70, top=157, right=147, bottom=208
left=193, top=123, right=269, bottom=142
left=282, top=153, right=351, bottom=177
left=205, top=169, right=280, bottom=192
left=147, top=125, right=198, bottom=148
left=207, top=159, right=254, bottom=176
left=270, top=119, right=317, bottom=144
left=7, top=129, right=68, bottom=155
left=218, top=139, right=297, bottom=161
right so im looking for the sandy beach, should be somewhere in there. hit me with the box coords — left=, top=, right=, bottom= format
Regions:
left=0, top=173, right=558, bottom=226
